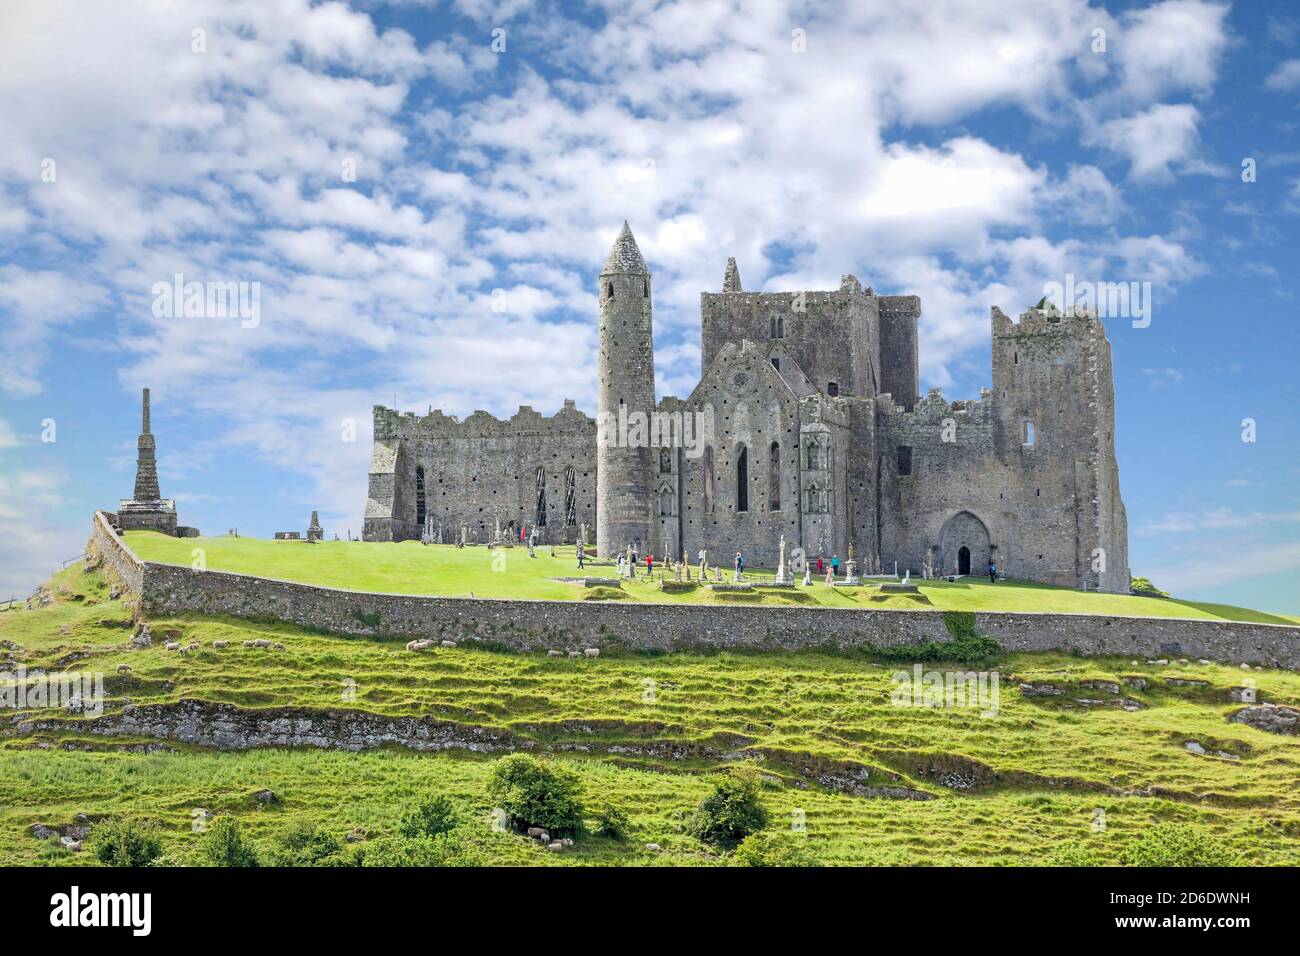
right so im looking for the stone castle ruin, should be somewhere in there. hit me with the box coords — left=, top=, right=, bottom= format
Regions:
left=364, top=222, right=1130, bottom=591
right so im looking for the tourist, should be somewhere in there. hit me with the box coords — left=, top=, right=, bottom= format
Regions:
left=988, top=559, right=997, bottom=584
left=577, top=542, right=585, bottom=569
left=646, top=553, right=653, bottom=575
left=817, top=555, right=824, bottom=575
left=831, top=554, right=840, bottom=577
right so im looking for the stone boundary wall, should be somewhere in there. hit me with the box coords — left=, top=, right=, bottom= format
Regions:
left=90, top=511, right=145, bottom=594
left=90, top=521, right=1298, bottom=667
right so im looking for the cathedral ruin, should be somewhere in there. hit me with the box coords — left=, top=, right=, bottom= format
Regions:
left=364, top=222, right=1130, bottom=591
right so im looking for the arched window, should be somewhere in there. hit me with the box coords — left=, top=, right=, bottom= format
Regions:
left=769, top=441, right=780, bottom=511
left=606, top=281, right=614, bottom=299
left=563, top=466, right=576, bottom=526
left=415, top=465, right=426, bottom=527
left=736, top=445, right=749, bottom=512
left=535, top=467, right=547, bottom=526
left=703, top=446, right=715, bottom=513
left=659, top=490, right=672, bottom=516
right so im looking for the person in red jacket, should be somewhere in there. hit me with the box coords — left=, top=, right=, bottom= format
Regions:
left=646, top=553, right=654, bottom=575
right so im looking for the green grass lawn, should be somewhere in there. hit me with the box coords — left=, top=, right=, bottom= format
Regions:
left=1, top=564, right=1298, bottom=866
left=125, top=531, right=1300, bottom=624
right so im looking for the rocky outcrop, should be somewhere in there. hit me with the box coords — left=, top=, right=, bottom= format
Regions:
left=1229, top=703, right=1299, bottom=736
left=12, top=700, right=525, bottom=753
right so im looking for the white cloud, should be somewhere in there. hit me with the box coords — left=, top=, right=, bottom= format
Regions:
left=1265, top=58, right=1300, bottom=92
left=1115, top=0, right=1231, bottom=103
left=1092, top=103, right=1202, bottom=181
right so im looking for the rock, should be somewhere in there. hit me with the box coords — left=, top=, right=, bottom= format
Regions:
left=1185, top=741, right=1207, bottom=755
left=31, top=824, right=57, bottom=840
left=116, top=664, right=131, bottom=674
left=584, top=648, right=600, bottom=658
left=645, top=843, right=661, bottom=852
left=345, top=828, right=368, bottom=843
left=1152, top=659, right=1168, bottom=665
left=546, top=841, right=563, bottom=851
left=547, top=650, right=563, bottom=658
left=212, top=640, right=229, bottom=648
left=1230, top=703, right=1299, bottom=736
left=1080, top=680, right=1120, bottom=695
left=440, top=641, right=456, bottom=648
left=130, top=625, right=152, bottom=649
left=253, top=789, right=279, bottom=804
left=1018, top=683, right=1063, bottom=697
left=1123, top=676, right=1148, bottom=690
left=1229, top=686, right=1258, bottom=703
left=1165, top=678, right=1208, bottom=687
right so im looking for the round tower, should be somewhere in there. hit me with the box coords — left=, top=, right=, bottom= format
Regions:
left=596, top=221, right=656, bottom=558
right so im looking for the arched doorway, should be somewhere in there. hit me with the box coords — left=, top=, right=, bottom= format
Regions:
left=939, top=511, right=991, bottom=577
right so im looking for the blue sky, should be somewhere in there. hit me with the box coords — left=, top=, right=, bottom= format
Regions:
left=0, top=0, right=1297, bottom=612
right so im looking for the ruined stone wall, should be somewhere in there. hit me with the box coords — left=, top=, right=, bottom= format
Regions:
left=676, top=344, right=829, bottom=567
left=700, top=278, right=878, bottom=400
left=363, top=402, right=597, bottom=543
left=129, top=558, right=1300, bottom=667
left=90, top=511, right=145, bottom=594
left=877, top=295, right=920, bottom=411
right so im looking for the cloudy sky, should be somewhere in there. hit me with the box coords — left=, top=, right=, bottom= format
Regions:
left=0, top=0, right=1297, bottom=612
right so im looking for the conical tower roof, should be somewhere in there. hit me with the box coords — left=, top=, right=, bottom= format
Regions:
left=601, top=221, right=647, bottom=275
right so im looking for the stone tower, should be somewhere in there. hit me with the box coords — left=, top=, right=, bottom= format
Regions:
left=596, top=221, right=655, bottom=557
left=133, top=388, right=160, bottom=501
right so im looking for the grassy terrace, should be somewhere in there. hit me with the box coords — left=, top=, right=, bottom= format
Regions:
left=1, top=565, right=1298, bottom=866
left=126, top=531, right=1300, bottom=624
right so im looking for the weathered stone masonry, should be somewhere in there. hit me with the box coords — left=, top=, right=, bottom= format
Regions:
left=94, top=513, right=1300, bottom=668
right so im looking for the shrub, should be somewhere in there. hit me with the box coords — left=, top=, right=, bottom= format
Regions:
left=730, top=830, right=820, bottom=867
left=1130, top=576, right=1169, bottom=598
left=688, top=764, right=770, bottom=848
left=1120, top=824, right=1239, bottom=867
left=266, top=821, right=343, bottom=867
left=872, top=634, right=1002, bottom=665
left=486, top=754, right=584, bottom=837
left=359, top=831, right=483, bottom=867
left=592, top=804, right=630, bottom=840
left=1049, top=841, right=1102, bottom=867
left=203, top=817, right=260, bottom=867
left=90, top=819, right=162, bottom=867
left=398, top=794, right=459, bottom=839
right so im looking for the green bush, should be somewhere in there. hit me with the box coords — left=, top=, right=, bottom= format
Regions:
left=90, top=818, right=162, bottom=867
left=1120, top=824, right=1239, bottom=867
left=689, top=764, right=770, bottom=848
left=1049, top=841, right=1102, bottom=867
left=872, top=634, right=1002, bottom=665
left=359, top=831, right=483, bottom=867
left=398, top=794, right=459, bottom=839
left=203, top=817, right=260, bottom=867
left=486, top=754, right=584, bottom=837
left=1130, top=576, right=1169, bottom=598
left=592, top=804, right=630, bottom=840
left=730, top=830, right=820, bottom=867
left=266, top=821, right=344, bottom=867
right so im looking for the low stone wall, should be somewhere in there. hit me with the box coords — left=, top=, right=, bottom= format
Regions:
left=119, top=540, right=1300, bottom=667
left=90, top=511, right=145, bottom=594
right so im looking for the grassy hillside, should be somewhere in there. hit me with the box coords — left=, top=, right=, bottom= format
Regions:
left=1, top=564, right=1298, bottom=866
left=125, top=532, right=1300, bottom=624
